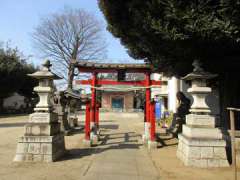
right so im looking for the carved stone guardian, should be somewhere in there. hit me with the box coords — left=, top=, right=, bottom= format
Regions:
left=53, top=91, right=70, bottom=135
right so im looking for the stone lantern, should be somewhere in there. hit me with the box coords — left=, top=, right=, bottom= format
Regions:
left=14, top=60, right=65, bottom=162
left=177, top=60, right=229, bottom=167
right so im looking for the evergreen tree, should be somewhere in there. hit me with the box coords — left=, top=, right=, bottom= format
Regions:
left=0, top=44, right=37, bottom=113
left=99, top=0, right=240, bottom=76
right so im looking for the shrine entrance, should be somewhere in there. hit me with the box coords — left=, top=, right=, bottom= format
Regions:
left=112, top=97, right=124, bottom=110
left=75, top=62, right=161, bottom=148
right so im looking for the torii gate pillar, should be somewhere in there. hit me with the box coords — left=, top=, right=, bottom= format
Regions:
left=143, top=72, right=151, bottom=144
left=90, top=72, right=98, bottom=145
left=148, top=101, right=157, bottom=149
left=142, top=72, right=157, bottom=149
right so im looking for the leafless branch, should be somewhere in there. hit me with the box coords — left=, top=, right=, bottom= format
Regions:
left=32, top=7, right=107, bottom=89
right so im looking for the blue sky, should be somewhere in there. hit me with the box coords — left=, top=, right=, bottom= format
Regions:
left=0, top=0, right=137, bottom=65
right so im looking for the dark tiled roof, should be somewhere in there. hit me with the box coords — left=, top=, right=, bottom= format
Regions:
left=76, top=62, right=151, bottom=69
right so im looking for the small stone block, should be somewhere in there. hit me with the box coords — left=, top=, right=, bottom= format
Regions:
left=219, top=159, right=229, bottom=167
left=33, top=155, right=43, bottom=162
left=142, top=134, right=148, bottom=145
left=28, top=143, right=41, bottom=154
left=91, top=135, right=98, bottom=146
left=201, top=147, right=213, bottom=159
left=43, top=155, right=53, bottom=162
left=213, top=147, right=227, bottom=159
left=186, top=158, right=208, bottom=168
left=186, top=114, right=215, bottom=127
left=178, top=141, right=183, bottom=152
left=24, top=123, right=60, bottom=136
left=147, top=140, right=157, bottom=150
left=207, top=159, right=219, bottom=167
left=186, top=146, right=201, bottom=159
left=83, top=139, right=91, bottom=148
left=41, top=143, right=52, bottom=154
left=29, top=112, right=58, bottom=123
left=13, top=154, right=25, bottom=162
left=16, top=143, right=29, bottom=154
left=182, top=125, right=223, bottom=139
left=25, top=154, right=34, bottom=161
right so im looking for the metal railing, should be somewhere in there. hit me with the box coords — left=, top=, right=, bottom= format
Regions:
left=227, top=107, right=240, bottom=180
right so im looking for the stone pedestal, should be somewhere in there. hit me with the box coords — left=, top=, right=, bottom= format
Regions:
left=14, top=113, right=65, bottom=162
left=83, top=139, right=91, bottom=148
left=177, top=114, right=229, bottom=167
left=90, top=122, right=99, bottom=145
left=148, top=140, right=158, bottom=150
left=142, top=122, right=150, bottom=144
left=177, top=60, right=229, bottom=168
left=14, top=60, right=65, bottom=162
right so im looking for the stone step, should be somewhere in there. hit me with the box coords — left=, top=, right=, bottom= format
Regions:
left=186, top=114, right=215, bottom=128
left=182, top=125, right=223, bottom=139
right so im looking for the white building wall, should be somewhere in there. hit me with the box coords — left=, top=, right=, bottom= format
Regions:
left=168, top=77, right=180, bottom=113
left=151, top=73, right=161, bottom=99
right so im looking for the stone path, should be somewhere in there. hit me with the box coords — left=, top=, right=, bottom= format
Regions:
left=79, top=115, right=160, bottom=180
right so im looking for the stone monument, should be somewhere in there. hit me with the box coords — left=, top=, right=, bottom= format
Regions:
left=14, top=60, right=65, bottom=162
left=53, top=91, right=70, bottom=135
left=177, top=60, right=229, bottom=167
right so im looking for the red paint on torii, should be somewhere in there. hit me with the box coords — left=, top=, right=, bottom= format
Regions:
left=75, top=79, right=161, bottom=86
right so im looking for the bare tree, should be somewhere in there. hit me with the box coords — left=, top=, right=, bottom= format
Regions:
left=32, top=8, right=106, bottom=89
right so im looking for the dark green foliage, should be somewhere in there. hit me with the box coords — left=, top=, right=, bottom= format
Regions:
left=0, top=45, right=38, bottom=105
left=99, top=0, right=240, bottom=76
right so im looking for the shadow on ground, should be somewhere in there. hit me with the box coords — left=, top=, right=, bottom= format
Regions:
left=68, top=126, right=85, bottom=135
left=0, top=114, right=28, bottom=118
left=0, top=122, right=26, bottom=128
left=62, top=131, right=142, bottom=161
left=63, top=143, right=141, bottom=161
left=156, top=133, right=178, bottom=148
left=99, top=124, right=119, bottom=130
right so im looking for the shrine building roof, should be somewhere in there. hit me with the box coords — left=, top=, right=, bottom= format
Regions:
left=76, top=62, right=152, bottom=72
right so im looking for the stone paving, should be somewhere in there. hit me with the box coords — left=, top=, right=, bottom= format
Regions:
left=78, top=113, right=160, bottom=180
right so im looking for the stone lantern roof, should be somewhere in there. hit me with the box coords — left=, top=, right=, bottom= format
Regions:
left=28, top=60, right=61, bottom=80
left=182, top=60, right=217, bottom=81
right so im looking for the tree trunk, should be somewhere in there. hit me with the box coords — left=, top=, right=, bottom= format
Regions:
left=67, top=64, right=74, bottom=89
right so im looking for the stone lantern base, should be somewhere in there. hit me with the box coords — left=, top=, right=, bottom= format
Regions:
left=177, top=114, right=229, bottom=167
left=14, top=112, right=65, bottom=162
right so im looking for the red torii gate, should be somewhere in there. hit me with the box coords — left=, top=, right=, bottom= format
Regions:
left=75, top=62, right=160, bottom=147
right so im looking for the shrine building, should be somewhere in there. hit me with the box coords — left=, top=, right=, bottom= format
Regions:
left=101, top=87, right=135, bottom=112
